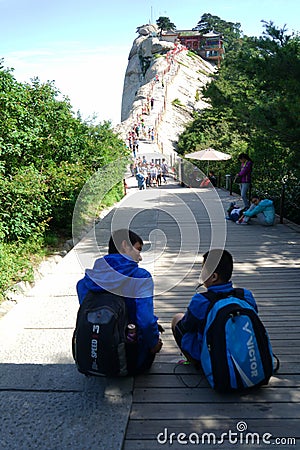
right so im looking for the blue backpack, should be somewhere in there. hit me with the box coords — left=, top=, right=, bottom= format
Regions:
left=200, top=289, right=279, bottom=392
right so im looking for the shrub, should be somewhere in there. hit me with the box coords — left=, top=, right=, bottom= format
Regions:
left=45, top=161, right=92, bottom=232
left=0, top=237, right=45, bottom=300
left=0, top=166, right=50, bottom=241
left=172, top=98, right=184, bottom=107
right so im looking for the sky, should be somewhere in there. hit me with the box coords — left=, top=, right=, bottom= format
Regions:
left=1, top=0, right=299, bottom=125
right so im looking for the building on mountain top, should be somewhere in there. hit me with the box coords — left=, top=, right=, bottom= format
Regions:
left=161, top=29, right=224, bottom=67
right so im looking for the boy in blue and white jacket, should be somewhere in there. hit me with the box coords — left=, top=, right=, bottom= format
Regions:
left=77, top=229, right=162, bottom=374
left=172, top=249, right=257, bottom=365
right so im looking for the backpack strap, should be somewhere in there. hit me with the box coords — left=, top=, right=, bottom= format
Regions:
left=201, top=288, right=246, bottom=328
left=198, top=288, right=251, bottom=335
left=273, top=353, right=280, bottom=373
left=202, top=288, right=245, bottom=310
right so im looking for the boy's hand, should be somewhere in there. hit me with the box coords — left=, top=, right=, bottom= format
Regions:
left=158, top=324, right=165, bottom=333
left=150, top=338, right=163, bottom=354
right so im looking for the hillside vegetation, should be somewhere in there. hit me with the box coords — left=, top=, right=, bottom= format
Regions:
left=0, top=62, right=129, bottom=299
left=177, top=21, right=300, bottom=223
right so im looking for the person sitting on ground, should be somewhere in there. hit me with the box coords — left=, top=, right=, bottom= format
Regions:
left=226, top=202, right=246, bottom=222
left=200, top=177, right=210, bottom=188
left=76, top=229, right=163, bottom=375
left=236, top=195, right=275, bottom=226
left=171, top=249, right=257, bottom=368
left=208, top=170, right=217, bottom=187
left=200, top=171, right=217, bottom=188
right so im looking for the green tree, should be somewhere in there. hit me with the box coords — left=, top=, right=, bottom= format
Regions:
left=156, top=16, right=176, bottom=36
left=0, top=68, right=86, bottom=173
left=0, top=60, right=129, bottom=240
left=178, top=21, right=300, bottom=222
left=193, top=13, right=242, bottom=51
left=0, top=59, right=130, bottom=298
left=203, top=22, right=300, bottom=163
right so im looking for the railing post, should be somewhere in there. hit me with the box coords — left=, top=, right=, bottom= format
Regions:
left=248, top=183, right=252, bottom=204
left=179, top=158, right=185, bottom=187
left=280, top=181, right=286, bottom=224
left=225, top=174, right=233, bottom=195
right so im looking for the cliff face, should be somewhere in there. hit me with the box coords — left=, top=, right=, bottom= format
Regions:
left=116, top=24, right=215, bottom=161
left=121, top=24, right=175, bottom=122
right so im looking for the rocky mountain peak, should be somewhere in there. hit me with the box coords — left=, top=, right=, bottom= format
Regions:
left=115, top=25, right=216, bottom=162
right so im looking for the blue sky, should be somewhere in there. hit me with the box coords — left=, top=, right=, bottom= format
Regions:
left=1, top=0, right=299, bottom=125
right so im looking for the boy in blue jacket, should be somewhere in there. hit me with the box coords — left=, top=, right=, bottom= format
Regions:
left=172, top=249, right=257, bottom=366
left=237, top=196, right=275, bottom=226
left=77, top=229, right=162, bottom=374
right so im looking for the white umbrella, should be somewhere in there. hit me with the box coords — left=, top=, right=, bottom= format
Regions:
left=185, top=148, right=231, bottom=173
left=185, top=148, right=232, bottom=161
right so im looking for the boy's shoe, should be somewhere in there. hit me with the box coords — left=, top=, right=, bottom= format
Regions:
left=177, top=359, right=191, bottom=365
left=236, top=220, right=248, bottom=225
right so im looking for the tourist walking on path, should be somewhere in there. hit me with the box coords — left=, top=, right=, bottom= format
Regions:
left=133, top=137, right=139, bottom=155
left=149, top=164, right=158, bottom=187
left=156, top=165, right=162, bottom=186
left=235, top=153, right=253, bottom=208
left=161, top=158, right=168, bottom=183
left=136, top=172, right=146, bottom=190
left=150, top=128, right=155, bottom=142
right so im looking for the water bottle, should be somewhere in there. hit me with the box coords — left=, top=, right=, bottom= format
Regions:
left=126, top=324, right=137, bottom=342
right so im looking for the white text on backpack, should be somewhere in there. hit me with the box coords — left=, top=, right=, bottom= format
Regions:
left=91, top=324, right=100, bottom=369
left=243, top=321, right=258, bottom=378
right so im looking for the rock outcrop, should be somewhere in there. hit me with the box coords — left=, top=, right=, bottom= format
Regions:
left=121, top=24, right=175, bottom=122
left=116, top=24, right=216, bottom=162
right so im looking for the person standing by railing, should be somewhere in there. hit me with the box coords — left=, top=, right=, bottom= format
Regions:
left=235, top=153, right=253, bottom=208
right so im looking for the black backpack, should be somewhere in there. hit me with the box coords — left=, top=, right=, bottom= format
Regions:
left=72, top=290, right=136, bottom=377
left=200, top=289, right=279, bottom=392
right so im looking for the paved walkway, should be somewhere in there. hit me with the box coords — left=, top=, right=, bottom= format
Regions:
left=0, top=179, right=299, bottom=449
left=123, top=182, right=300, bottom=450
